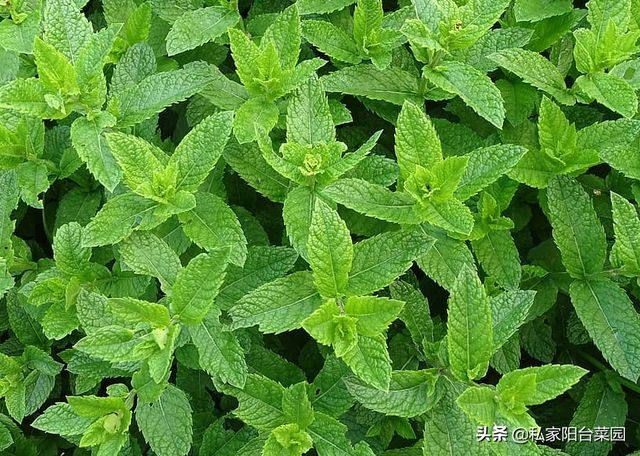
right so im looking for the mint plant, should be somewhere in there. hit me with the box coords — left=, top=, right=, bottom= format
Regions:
left=1, top=0, right=640, bottom=455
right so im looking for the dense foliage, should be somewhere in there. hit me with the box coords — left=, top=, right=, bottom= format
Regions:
left=1, top=0, right=640, bottom=455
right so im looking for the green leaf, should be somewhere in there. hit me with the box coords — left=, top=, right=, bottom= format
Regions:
left=171, top=251, right=229, bottom=324
left=190, top=309, right=247, bottom=388
left=489, top=48, right=575, bottom=105
left=229, top=271, right=323, bottom=334
left=353, top=0, right=384, bottom=47
left=200, top=420, right=257, bottom=456
left=395, top=100, right=442, bottom=185
left=308, top=199, right=353, bottom=299
left=456, top=386, right=496, bottom=427
left=570, top=278, right=640, bottom=381
left=233, top=97, right=279, bottom=144
left=344, top=296, right=404, bottom=337
left=70, top=112, right=121, bottom=192
left=0, top=78, right=66, bottom=119
left=73, top=326, right=139, bottom=363
left=169, top=111, right=233, bottom=193
left=32, top=403, right=95, bottom=436
left=565, top=372, right=628, bottom=456
left=423, top=378, right=491, bottom=456
left=230, top=374, right=287, bottom=431
left=497, top=364, right=587, bottom=406
left=301, top=20, right=361, bottom=65
left=108, top=297, right=171, bottom=327
left=322, top=178, right=421, bottom=224
left=471, top=230, right=522, bottom=290
left=346, top=229, right=433, bottom=296
left=491, top=290, right=536, bottom=352
left=113, top=63, right=215, bottom=127
left=53, top=222, right=91, bottom=277
left=287, top=74, right=335, bottom=145
left=82, top=192, right=161, bottom=248
left=514, top=0, right=573, bottom=22
left=0, top=9, right=41, bottom=54
left=341, top=333, right=392, bottom=391
left=587, top=0, right=632, bottom=37
left=33, top=38, right=79, bottom=95
left=423, top=61, right=505, bottom=128
left=321, top=64, right=421, bottom=105
left=262, top=5, right=301, bottom=70
left=611, top=192, right=640, bottom=273
left=136, top=385, right=193, bottom=456
left=43, top=0, right=92, bottom=64
left=67, top=395, right=125, bottom=418
left=166, top=6, right=240, bottom=55
left=447, top=266, right=493, bottom=382
left=178, top=192, right=247, bottom=267
left=546, top=176, right=607, bottom=278
left=297, top=0, right=356, bottom=15
left=454, top=145, right=527, bottom=201
left=104, top=132, right=165, bottom=199
left=310, top=355, right=354, bottom=417
left=344, top=369, right=439, bottom=417
left=282, top=382, right=315, bottom=429
left=118, top=232, right=182, bottom=293
left=283, top=186, right=317, bottom=261
left=576, top=73, right=638, bottom=118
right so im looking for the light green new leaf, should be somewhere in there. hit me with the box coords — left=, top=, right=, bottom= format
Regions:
left=70, top=112, right=121, bottom=192
left=395, top=101, right=442, bottom=184
left=576, top=73, right=638, bottom=118
left=287, top=74, right=335, bottom=145
left=447, top=266, right=493, bottom=382
left=166, top=6, right=240, bottom=55
left=229, top=271, right=323, bottom=334
left=33, top=38, right=79, bottom=95
left=546, top=176, right=607, bottom=278
left=169, top=111, right=233, bottom=193
left=171, top=251, right=229, bottom=324
left=113, top=64, right=215, bottom=127
left=565, top=373, right=627, bottom=456
left=190, top=310, right=247, bottom=388
left=346, top=229, right=434, bottom=296
left=423, top=61, right=505, bottom=128
left=570, top=278, right=640, bottom=381
left=136, top=385, right=193, bottom=456
left=322, top=178, right=422, bottom=224
left=308, top=199, right=353, bottom=299
left=488, top=49, right=575, bottom=105
left=455, top=145, right=527, bottom=201
left=118, top=232, right=182, bottom=292
left=354, top=0, right=384, bottom=47
left=321, top=64, right=421, bottom=105
left=344, top=369, right=439, bottom=417
left=178, top=192, right=247, bottom=267
left=611, top=192, right=640, bottom=273
left=491, top=290, right=536, bottom=352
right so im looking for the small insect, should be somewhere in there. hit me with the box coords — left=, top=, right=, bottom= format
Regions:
left=593, top=189, right=602, bottom=196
